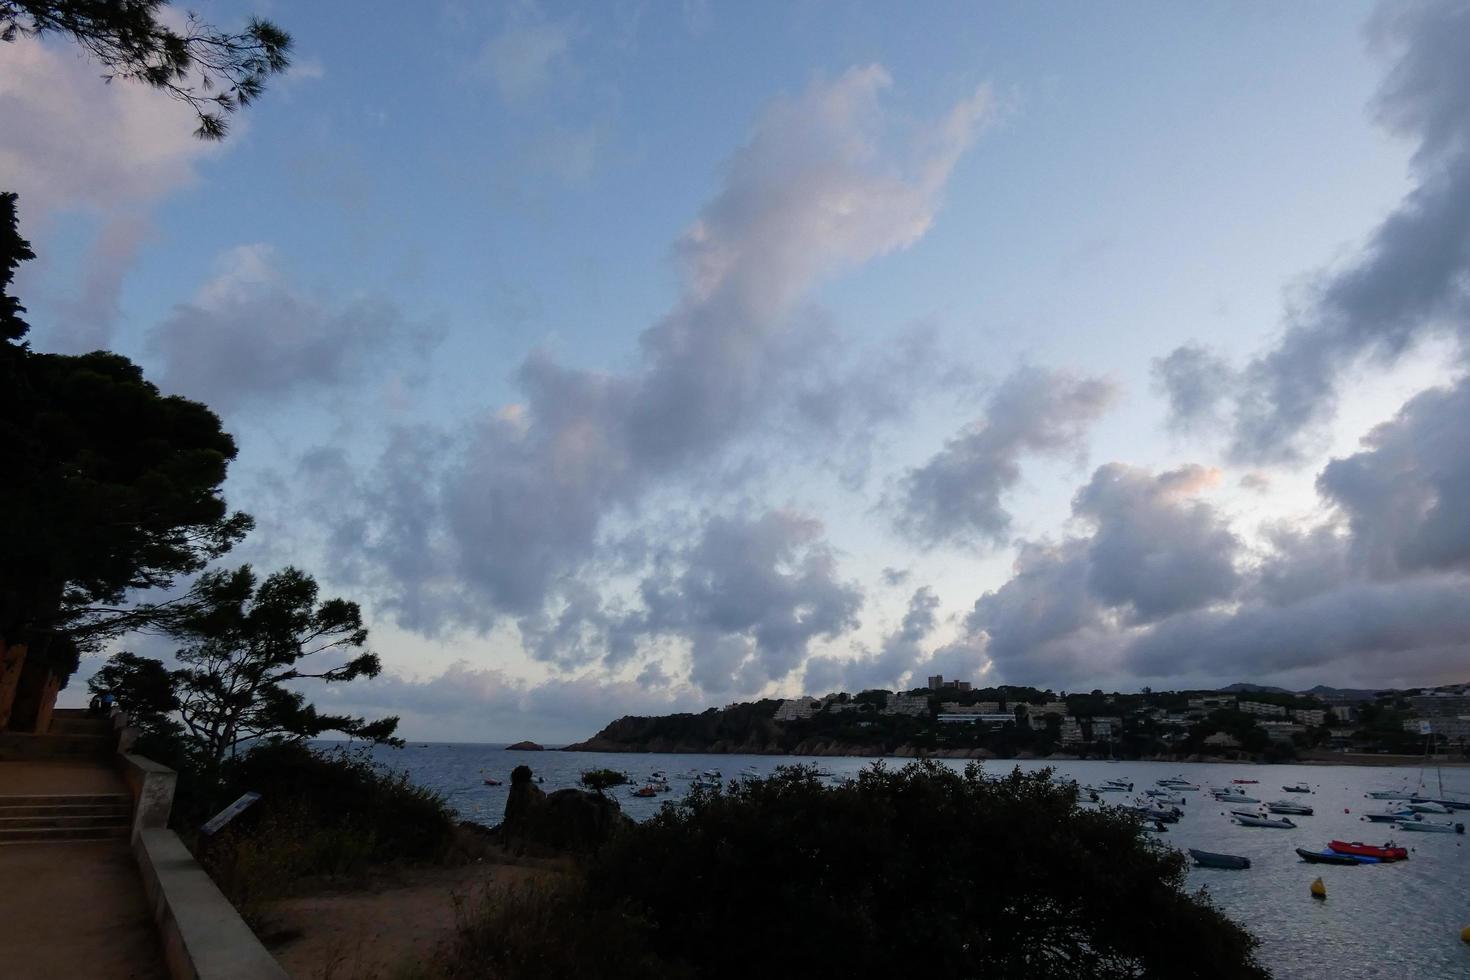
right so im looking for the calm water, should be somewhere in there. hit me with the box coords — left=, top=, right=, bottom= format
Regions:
left=367, top=744, right=1470, bottom=980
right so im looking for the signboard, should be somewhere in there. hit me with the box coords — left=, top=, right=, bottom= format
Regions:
left=201, top=792, right=261, bottom=836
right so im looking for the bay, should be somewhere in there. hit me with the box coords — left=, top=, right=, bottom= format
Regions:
left=367, top=743, right=1470, bottom=980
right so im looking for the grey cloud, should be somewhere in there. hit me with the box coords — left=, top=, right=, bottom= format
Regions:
left=1317, top=375, right=1470, bottom=577
left=1152, top=343, right=1235, bottom=436
left=1227, top=1, right=1470, bottom=462
left=338, top=68, right=990, bottom=626
left=1073, top=464, right=1240, bottom=623
left=894, top=366, right=1117, bottom=547
left=149, top=245, right=441, bottom=413
left=803, top=585, right=939, bottom=693
left=1124, top=576, right=1470, bottom=680
left=633, top=510, right=864, bottom=694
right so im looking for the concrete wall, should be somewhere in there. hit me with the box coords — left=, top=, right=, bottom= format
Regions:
left=134, top=828, right=287, bottom=980
left=120, top=752, right=177, bottom=841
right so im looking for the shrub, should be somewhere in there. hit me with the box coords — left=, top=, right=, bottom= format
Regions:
left=579, top=768, right=628, bottom=792
left=442, top=762, right=1267, bottom=979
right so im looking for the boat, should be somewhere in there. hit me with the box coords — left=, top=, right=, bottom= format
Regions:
left=1213, top=791, right=1260, bottom=804
left=1393, top=820, right=1465, bottom=834
left=1156, top=778, right=1200, bottom=791
left=1412, top=797, right=1470, bottom=811
left=702, top=769, right=722, bottom=778
left=1083, top=783, right=1132, bottom=793
left=1231, top=779, right=1259, bottom=784
left=1102, top=778, right=1133, bottom=791
left=630, top=785, right=658, bottom=798
left=1232, top=810, right=1296, bottom=828
left=1327, top=840, right=1408, bottom=861
left=1266, top=800, right=1314, bottom=816
left=1296, top=848, right=1376, bottom=865
left=1362, top=810, right=1419, bottom=823
left=1406, top=800, right=1451, bottom=814
left=1144, top=790, right=1186, bottom=805
left=483, top=778, right=503, bottom=786
left=1282, top=782, right=1311, bottom=793
left=1366, top=790, right=1415, bottom=800
left=1188, top=849, right=1251, bottom=869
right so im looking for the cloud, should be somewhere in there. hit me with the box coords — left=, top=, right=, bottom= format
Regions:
left=330, top=67, right=992, bottom=626
left=147, top=245, right=441, bottom=412
left=630, top=510, right=864, bottom=694
left=1212, top=0, right=1470, bottom=462
left=0, top=35, right=217, bottom=351
left=893, top=366, right=1117, bottom=547
left=803, top=585, right=938, bottom=693
left=477, top=19, right=574, bottom=105
left=1152, top=343, right=1236, bottom=436
left=1317, top=374, right=1470, bottom=576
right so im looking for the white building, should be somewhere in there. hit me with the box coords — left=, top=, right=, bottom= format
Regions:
left=1031, top=701, right=1069, bottom=717
left=937, top=713, right=1014, bottom=727
left=774, top=697, right=820, bottom=722
left=1059, top=718, right=1085, bottom=744
left=1237, top=701, right=1288, bottom=718
left=1292, top=708, right=1326, bottom=726
left=1258, top=720, right=1305, bottom=741
left=885, top=693, right=930, bottom=717
left=1187, top=696, right=1237, bottom=715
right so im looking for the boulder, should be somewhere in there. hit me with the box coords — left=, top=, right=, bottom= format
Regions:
left=501, top=765, right=631, bottom=852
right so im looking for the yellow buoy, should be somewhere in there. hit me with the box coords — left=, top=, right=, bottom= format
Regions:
left=1461, top=924, right=1470, bottom=944
left=1310, top=877, right=1326, bottom=900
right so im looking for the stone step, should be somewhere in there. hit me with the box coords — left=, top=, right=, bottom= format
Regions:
left=48, top=716, right=113, bottom=736
left=0, top=732, right=114, bottom=762
left=0, top=824, right=129, bottom=844
left=0, top=802, right=131, bottom=818
left=0, top=812, right=130, bottom=830
left=0, top=794, right=132, bottom=809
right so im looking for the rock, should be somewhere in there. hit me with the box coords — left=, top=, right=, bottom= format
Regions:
left=501, top=765, right=631, bottom=853
left=506, top=740, right=545, bottom=751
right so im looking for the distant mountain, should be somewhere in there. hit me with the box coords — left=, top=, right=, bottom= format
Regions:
left=1298, top=685, right=1384, bottom=702
left=1218, top=683, right=1292, bottom=695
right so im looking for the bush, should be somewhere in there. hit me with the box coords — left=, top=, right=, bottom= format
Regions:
left=442, top=762, right=1267, bottom=979
left=579, top=768, right=629, bottom=792
left=195, top=741, right=457, bottom=917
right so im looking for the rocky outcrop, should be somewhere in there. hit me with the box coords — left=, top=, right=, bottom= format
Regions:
left=500, top=765, right=631, bottom=852
left=505, top=740, right=544, bottom=751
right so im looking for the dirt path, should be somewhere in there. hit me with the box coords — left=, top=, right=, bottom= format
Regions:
left=263, top=859, right=553, bottom=979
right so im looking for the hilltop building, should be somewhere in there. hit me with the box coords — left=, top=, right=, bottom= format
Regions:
left=774, top=697, right=820, bottom=722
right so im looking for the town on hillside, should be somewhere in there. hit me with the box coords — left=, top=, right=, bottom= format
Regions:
left=572, top=677, right=1470, bottom=761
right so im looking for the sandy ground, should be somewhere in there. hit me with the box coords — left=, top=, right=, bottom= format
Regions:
left=0, top=839, right=165, bottom=980
left=263, top=858, right=556, bottom=980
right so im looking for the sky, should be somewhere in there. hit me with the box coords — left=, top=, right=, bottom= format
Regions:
left=5, top=0, right=1470, bottom=742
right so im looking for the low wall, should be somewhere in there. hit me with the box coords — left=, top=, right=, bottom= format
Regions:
left=119, top=752, right=176, bottom=840
left=134, top=828, right=288, bottom=980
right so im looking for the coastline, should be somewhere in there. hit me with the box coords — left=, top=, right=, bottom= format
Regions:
left=557, top=741, right=1470, bottom=767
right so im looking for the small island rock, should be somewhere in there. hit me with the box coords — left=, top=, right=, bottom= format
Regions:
left=506, top=740, right=544, bottom=751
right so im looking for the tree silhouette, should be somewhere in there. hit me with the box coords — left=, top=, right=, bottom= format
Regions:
left=1, top=1, right=291, bottom=139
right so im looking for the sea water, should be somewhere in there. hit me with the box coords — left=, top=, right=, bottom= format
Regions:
left=366, top=744, right=1470, bottom=980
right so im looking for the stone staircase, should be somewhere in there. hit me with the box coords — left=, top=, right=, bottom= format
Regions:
left=0, top=708, right=116, bottom=763
left=0, top=792, right=132, bottom=844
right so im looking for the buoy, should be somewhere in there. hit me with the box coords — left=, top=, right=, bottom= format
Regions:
left=1310, top=878, right=1326, bottom=900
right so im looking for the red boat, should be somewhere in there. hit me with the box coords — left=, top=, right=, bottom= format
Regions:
left=1232, top=779, right=1259, bottom=784
left=1327, top=840, right=1408, bottom=862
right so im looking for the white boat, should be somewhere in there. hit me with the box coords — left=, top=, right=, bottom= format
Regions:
left=1144, top=790, right=1186, bottom=805
left=1282, top=782, right=1311, bottom=793
left=1232, top=810, right=1296, bottom=829
left=1362, top=810, right=1418, bottom=823
left=1156, top=778, right=1200, bottom=791
left=702, top=769, right=722, bottom=778
left=1083, top=784, right=1132, bottom=793
left=1393, top=820, right=1465, bottom=834
left=1366, top=789, right=1415, bottom=800
left=1407, top=800, right=1450, bottom=814
left=1213, top=791, right=1260, bottom=804
left=1266, top=800, right=1313, bottom=816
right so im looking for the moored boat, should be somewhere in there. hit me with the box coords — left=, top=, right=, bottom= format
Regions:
left=1266, top=800, right=1314, bottom=816
left=1213, top=791, right=1260, bottom=804
left=1157, top=778, right=1200, bottom=791
left=1412, top=796, right=1470, bottom=811
left=1406, top=800, right=1450, bottom=814
left=1282, top=782, right=1311, bottom=793
left=1231, top=779, right=1259, bottom=784
left=1362, top=810, right=1418, bottom=823
left=1366, top=789, right=1415, bottom=800
left=1297, top=847, right=1375, bottom=865
left=1232, top=810, right=1296, bottom=828
left=1327, top=840, right=1408, bottom=861
left=1188, top=848, right=1250, bottom=869
left=1144, top=790, right=1186, bottom=805
left=1393, top=820, right=1465, bottom=834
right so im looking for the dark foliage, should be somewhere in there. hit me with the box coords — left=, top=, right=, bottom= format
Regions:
left=0, top=195, right=250, bottom=674
left=444, top=762, right=1268, bottom=980
left=579, top=768, right=628, bottom=792
left=1, top=0, right=290, bottom=138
